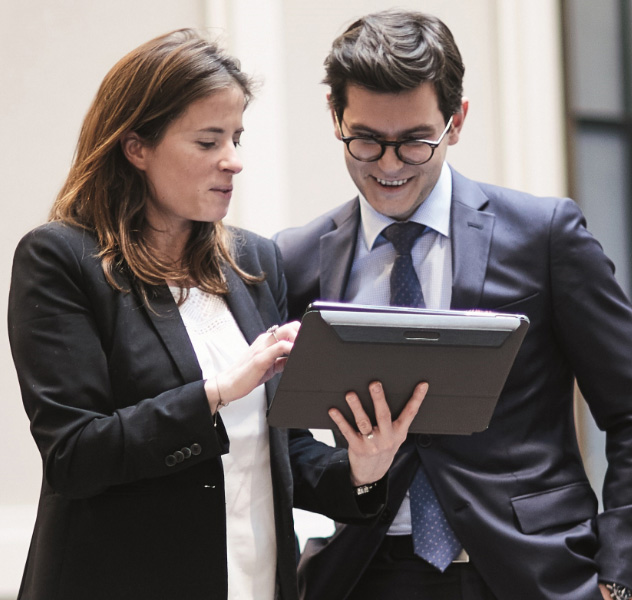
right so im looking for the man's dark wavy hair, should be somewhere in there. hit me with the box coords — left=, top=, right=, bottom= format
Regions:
left=324, top=9, right=465, bottom=123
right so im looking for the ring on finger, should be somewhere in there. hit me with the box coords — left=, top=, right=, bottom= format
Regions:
left=267, top=324, right=280, bottom=342
left=366, top=433, right=374, bottom=440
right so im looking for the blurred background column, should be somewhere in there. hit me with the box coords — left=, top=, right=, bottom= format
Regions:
left=204, top=0, right=292, bottom=236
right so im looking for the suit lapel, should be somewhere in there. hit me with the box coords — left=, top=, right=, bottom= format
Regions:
left=317, top=186, right=495, bottom=309
left=449, top=171, right=495, bottom=309
left=319, top=199, right=361, bottom=301
left=142, top=266, right=276, bottom=411
left=142, top=265, right=267, bottom=384
left=143, top=285, right=202, bottom=384
left=222, top=266, right=266, bottom=345
left=222, top=266, right=277, bottom=409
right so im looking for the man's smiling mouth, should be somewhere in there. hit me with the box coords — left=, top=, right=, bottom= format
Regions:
left=376, top=177, right=410, bottom=187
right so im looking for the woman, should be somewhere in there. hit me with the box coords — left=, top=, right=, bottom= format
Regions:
left=8, top=29, right=426, bottom=600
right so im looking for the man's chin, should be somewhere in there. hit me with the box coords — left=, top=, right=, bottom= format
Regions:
left=366, top=197, right=421, bottom=221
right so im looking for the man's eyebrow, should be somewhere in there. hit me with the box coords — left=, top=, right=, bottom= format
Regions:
left=345, top=122, right=436, bottom=138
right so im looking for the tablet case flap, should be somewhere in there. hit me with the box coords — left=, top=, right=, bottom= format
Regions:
left=268, top=304, right=529, bottom=435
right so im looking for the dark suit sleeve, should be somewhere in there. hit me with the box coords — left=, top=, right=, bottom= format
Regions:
left=548, top=199, right=632, bottom=583
left=263, top=239, right=385, bottom=522
left=8, top=225, right=227, bottom=499
left=289, top=428, right=385, bottom=522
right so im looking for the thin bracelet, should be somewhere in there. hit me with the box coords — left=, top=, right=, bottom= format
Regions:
left=213, top=377, right=228, bottom=427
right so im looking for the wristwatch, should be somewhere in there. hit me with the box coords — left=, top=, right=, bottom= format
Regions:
left=354, top=481, right=378, bottom=496
left=606, top=583, right=632, bottom=600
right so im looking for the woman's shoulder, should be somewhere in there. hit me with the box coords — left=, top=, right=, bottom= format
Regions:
left=227, top=226, right=280, bottom=268
left=228, top=226, right=275, bottom=249
left=227, top=227, right=283, bottom=279
left=14, top=221, right=101, bottom=269
left=18, top=221, right=97, bottom=250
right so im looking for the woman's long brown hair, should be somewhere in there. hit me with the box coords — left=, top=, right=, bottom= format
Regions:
left=50, top=29, right=262, bottom=302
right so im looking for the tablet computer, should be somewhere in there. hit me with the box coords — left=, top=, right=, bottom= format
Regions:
left=267, top=301, right=529, bottom=435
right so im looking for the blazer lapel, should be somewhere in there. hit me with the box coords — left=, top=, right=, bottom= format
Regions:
left=319, top=199, right=361, bottom=301
left=222, top=266, right=279, bottom=409
left=222, top=266, right=266, bottom=345
left=143, top=270, right=272, bottom=404
left=143, top=285, right=202, bottom=384
left=449, top=170, right=495, bottom=309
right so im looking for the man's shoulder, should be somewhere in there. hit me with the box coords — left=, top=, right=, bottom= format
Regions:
left=451, top=168, right=573, bottom=219
left=274, top=198, right=359, bottom=253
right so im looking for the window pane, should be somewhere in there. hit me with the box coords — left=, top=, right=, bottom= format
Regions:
left=574, top=125, right=631, bottom=295
left=566, top=0, right=625, bottom=118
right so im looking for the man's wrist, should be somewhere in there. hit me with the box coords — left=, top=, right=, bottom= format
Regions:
left=353, top=476, right=385, bottom=496
left=354, top=481, right=379, bottom=496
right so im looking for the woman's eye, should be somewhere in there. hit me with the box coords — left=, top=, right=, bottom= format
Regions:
left=197, top=141, right=216, bottom=149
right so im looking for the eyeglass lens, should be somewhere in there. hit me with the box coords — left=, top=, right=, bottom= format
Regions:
left=347, top=139, right=433, bottom=164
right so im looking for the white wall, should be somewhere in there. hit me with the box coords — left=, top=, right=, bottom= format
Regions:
left=0, top=0, right=568, bottom=596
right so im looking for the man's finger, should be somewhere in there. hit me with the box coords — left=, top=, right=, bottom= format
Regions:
left=393, top=382, right=428, bottom=433
left=328, top=405, right=359, bottom=442
left=344, top=391, right=374, bottom=435
left=368, top=381, right=392, bottom=428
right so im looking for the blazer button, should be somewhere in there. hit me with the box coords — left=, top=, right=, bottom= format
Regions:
left=165, top=454, right=177, bottom=467
left=174, top=450, right=185, bottom=463
left=181, top=447, right=192, bottom=459
left=416, top=435, right=432, bottom=448
left=191, top=443, right=202, bottom=456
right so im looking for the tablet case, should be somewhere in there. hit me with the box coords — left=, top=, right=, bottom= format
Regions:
left=267, top=302, right=529, bottom=435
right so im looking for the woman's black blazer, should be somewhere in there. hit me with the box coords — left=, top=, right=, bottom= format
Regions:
left=8, top=222, right=372, bottom=600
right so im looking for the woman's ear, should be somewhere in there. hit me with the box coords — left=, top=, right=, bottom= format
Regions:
left=120, top=131, right=148, bottom=170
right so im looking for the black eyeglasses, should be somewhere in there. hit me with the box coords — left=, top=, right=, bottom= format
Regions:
left=335, top=114, right=453, bottom=165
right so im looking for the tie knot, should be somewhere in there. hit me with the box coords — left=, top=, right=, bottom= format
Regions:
left=382, top=222, right=427, bottom=256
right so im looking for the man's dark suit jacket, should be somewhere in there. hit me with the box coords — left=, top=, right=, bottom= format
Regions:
left=274, top=168, right=632, bottom=599
left=8, top=222, right=378, bottom=600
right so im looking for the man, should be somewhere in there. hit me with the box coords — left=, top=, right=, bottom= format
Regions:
left=274, top=9, right=632, bottom=600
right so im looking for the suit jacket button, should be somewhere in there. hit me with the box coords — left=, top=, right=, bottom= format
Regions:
left=174, top=450, right=185, bottom=463
left=379, top=508, right=392, bottom=523
left=181, top=447, right=192, bottom=459
left=417, top=435, right=432, bottom=448
left=191, top=443, right=202, bottom=456
left=165, top=454, right=177, bottom=467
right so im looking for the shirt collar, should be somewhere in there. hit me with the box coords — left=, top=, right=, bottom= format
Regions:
left=358, top=162, right=452, bottom=251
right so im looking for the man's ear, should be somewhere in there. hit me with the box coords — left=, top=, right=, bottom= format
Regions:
left=448, top=97, right=469, bottom=146
left=120, top=131, right=148, bottom=170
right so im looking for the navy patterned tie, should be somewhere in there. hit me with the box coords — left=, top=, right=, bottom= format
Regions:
left=382, top=221, right=462, bottom=572
left=408, top=465, right=462, bottom=571
left=382, top=222, right=427, bottom=307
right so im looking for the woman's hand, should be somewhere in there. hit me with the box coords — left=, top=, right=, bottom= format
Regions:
left=329, top=381, right=428, bottom=486
left=204, top=321, right=300, bottom=412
